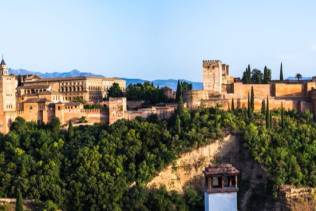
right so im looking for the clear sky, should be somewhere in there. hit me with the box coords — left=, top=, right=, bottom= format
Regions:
left=0, top=0, right=316, bottom=81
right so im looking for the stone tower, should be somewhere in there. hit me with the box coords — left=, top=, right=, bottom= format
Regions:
left=202, top=60, right=230, bottom=94
left=204, top=163, right=239, bottom=211
left=0, top=57, right=17, bottom=133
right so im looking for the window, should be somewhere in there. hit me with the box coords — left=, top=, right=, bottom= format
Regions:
left=212, top=176, right=222, bottom=188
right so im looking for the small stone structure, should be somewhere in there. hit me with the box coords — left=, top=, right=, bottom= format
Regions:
left=204, top=163, right=239, bottom=211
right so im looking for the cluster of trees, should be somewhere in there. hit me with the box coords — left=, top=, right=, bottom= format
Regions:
left=243, top=110, right=316, bottom=189
left=0, top=98, right=315, bottom=209
left=242, top=65, right=272, bottom=84
left=241, top=63, right=288, bottom=84
left=125, top=82, right=172, bottom=105
left=0, top=106, right=237, bottom=210
left=107, top=82, right=176, bottom=105
left=107, top=83, right=124, bottom=98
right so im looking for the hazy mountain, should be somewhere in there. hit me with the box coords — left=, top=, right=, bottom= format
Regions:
left=9, top=68, right=203, bottom=90
left=287, top=76, right=312, bottom=81
left=9, top=68, right=103, bottom=78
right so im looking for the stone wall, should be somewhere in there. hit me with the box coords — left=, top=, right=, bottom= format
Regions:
left=232, top=83, right=271, bottom=99
left=108, top=97, right=127, bottom=124
left=274, top=83, right=305, bottom=97
left=279, top=185, right=316, bottom=210
left=127, top=104, right=176, bottom=121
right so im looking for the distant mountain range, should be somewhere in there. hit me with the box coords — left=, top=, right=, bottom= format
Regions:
left=8, top=68, right=203, bottom=90
left=9, top=68, right=103, bottom=78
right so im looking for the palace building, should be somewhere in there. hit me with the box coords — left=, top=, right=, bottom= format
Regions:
left=0, top=58, right=127, bottom=133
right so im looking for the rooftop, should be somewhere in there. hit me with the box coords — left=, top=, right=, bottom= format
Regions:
left=204, top=163, right=239, bottom=176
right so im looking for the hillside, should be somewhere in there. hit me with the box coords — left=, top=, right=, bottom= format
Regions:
left=147, top=134, right=275, bottom=211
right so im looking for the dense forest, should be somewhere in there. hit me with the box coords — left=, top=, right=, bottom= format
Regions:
left=0, top=105, right=315, bottom=210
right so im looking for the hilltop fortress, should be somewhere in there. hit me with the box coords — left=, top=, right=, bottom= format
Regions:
left=0, top=58, right=177, bottom=133
left=1, top=58, right=316, bottom=133
left=185, top=60, right=316, bottom=114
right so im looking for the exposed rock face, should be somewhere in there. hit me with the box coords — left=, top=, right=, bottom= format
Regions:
left=147, top=135, right=239, bottom=193
left=146, top=135, right=272, bottom=210
left=279, top=185, right=316, bottom=211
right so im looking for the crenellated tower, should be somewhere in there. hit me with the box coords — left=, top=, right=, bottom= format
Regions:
left=202, top=60, right=233, bottom=95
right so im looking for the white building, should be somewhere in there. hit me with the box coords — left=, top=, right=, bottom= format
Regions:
left=204, top=163, right=239, bottom=211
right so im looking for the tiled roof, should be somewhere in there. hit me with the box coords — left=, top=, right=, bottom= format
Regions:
left=24, top=98, right=47, bottom=103
left=204, top=163, right=239, bottom=175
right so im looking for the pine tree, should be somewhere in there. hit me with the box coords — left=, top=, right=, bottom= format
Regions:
left=175, top=115, right=181, bottom=134
left=280, top=62, right=284, bottom=81
left=261, top=100, right=266, bottom=114
left=251, top=86, right=255, bottom=111
left=231, top=98, right=235, bottom=111
left=16, top=189, right=23, bottom=211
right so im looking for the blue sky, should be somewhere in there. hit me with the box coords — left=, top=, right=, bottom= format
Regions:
left=0, top=0, right=316, bottom=81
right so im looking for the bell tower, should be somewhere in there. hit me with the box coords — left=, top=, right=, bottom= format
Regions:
left=0, top=56, right=9, bottom=75
left=0, top=57, right=17, bottom=133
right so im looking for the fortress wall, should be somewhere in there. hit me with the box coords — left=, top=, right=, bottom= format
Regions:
left=232, top=83, right=271, bottom=99
left=202, top=98, right=311, bottom=112
left=56, top=108, right=106, bottom=125
left=274, top=83, right=305, bottom=97
left=127, top=105, right=176, bottom=121
left=184, top=90, right=209, bottom=109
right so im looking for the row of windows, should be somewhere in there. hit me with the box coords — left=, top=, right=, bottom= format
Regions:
left=6, top=104, right=13, bottom=109
left=60, top=86, right=84, bottom=92
left=25, top=89, right=47, bottom=94
left=61, top=81, right=83, bottom=86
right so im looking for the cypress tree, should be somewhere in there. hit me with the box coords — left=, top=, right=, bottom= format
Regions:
left=231, top=98, right=235, bottom=111
left=177, top=95, right=184, bottom=114
left=269, top=112, right=273, bottom=129
left=281, top=102, right=284, bottom=128
left=263, top=66, right=268, bottom=83
left=68, top=121, right=74, bottom=139
left=242, top=65, right=252, bottom=84
left=280, top=62, right=284, bottom=81
left=251, top=86, right=255, bottom=111
left=261, top=99, right=266, bottom=114
left=263, top=66, right=272, bottom=83
left=247, top=92, right=252, bottom=119
left=16, top=189, right=23, bottom=211
left=175, top=115, right=181, bottom=134
left=176, top=80, right=182, bottom=103
left=266, top=97, right=270, bottom=128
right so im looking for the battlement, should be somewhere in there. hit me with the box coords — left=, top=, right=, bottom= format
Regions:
left=202, top=60, right=222, bottom=68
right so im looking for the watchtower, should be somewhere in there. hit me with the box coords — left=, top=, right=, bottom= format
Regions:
left=203, top=60, right=230, bottom=94
left=204, top=163, right=239, bottom=211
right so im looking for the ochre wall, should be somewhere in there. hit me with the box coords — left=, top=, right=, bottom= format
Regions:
left=127, top=105, right=176, bottom=121
left=232, top=83, right=271, bottom=99
left=274, top=83, right=304, bottom=97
